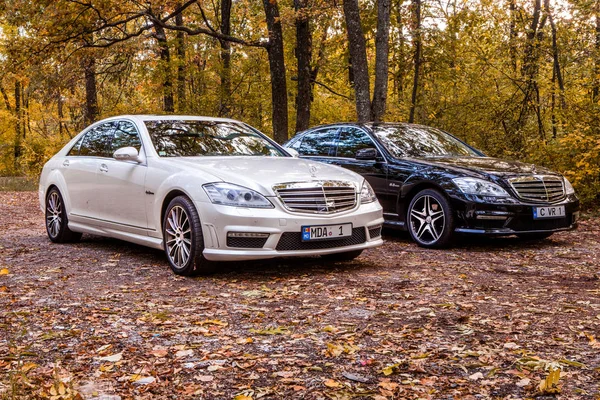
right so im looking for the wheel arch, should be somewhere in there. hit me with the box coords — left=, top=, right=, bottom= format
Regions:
left=160, top=189, right=190, bottom=231
left=400, top=180, right=451, bottom=220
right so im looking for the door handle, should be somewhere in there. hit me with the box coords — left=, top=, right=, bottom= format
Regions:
left=62, top=160, right=70, bottom=167
left=99, top=163, right=108, bottom=172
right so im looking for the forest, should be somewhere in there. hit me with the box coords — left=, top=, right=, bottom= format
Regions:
left=0, top=0, right=599, bottom=205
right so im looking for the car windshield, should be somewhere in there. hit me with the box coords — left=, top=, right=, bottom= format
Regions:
left=372, top=125, right=479, bottom=158
left=145, top=120, right=286, bottom=157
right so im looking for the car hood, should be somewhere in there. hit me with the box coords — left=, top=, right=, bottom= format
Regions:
left=164, top=156, right=363, bottom=195
left=413, top=156, right=559, bottom=178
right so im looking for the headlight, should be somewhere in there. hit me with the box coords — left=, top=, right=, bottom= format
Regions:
left=360, top=180, right=377, bottom=204
left=452, top=177, right=509, bottom=197
left=203, top=183, right=274, bottom=208
left=563, top=177, right=575, bottom=195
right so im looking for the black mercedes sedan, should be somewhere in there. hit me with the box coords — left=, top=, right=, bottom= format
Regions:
left=284, top=123, right=579, bottom=247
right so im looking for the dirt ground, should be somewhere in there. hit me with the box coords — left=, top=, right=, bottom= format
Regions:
left=0, top=191, right=599, bottom=400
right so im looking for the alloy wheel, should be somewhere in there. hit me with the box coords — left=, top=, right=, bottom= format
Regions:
left=409, top=194, right=446, bottom=245
left=46, top=192, right=62, bottom=238
left=165, top=206, right=192, bottom=269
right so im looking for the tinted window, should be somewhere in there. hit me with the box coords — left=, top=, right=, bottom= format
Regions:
left=372, top=125, right=479, bottom=158
left=67, top=135, right=85, bottom=156
left=297, top=128, right=338, bottom=156
left=79, top=122, right=116, bottom=157
left=145, top=120, right=285, bottom=157
left=336, top=127, right=376, bottom=158
left=111, top=121, right=142, bottom=154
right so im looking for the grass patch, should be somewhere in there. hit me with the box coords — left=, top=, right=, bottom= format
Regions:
left=0, top=177, right=37, bottom=192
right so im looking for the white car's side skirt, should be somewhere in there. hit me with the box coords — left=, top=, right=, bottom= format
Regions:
left=68, top=221, right=164, bottom=250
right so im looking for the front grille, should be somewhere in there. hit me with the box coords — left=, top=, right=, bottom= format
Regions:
left=273, top=181, right=357, bottom=214
left=368, top=225, right=382, bottom=239
left=276, top=227, right=366, bottom=251
left=508, top=175, right=565, bottom=203
left=226, top=237, right=268, bottom=248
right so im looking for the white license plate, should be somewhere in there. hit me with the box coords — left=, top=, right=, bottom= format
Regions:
left=533, top=205, right=565, bottom=219
left=301, top=223, right=352, bottom=241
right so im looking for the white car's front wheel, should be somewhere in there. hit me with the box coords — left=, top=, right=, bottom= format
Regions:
left=45, top=188, right=82, bottom=243
left=163, top=196, right=216, bottom=276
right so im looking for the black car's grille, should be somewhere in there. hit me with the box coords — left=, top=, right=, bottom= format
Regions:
left=368, top=225, right=382, bottom=239
left=276, top=227, right=366, bottom=251
left=226, top=237, right=268, bottom=248
left=273, top=181, right=357, bottom=214
left=508, top=176, right=565, bottom=203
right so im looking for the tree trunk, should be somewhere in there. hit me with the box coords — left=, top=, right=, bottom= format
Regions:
left=372, top=0, right=391, bottom=122
left=262, top=0, right=289, bottom=143
left=154, top=22, right=175, bottom=113
left=408, top=0, right=422, bottom=123
left=83, top=54, right=99, bottom=125
left=393, top=0, right=406, bottom=99
left=57, top=88, right=64, bottom=137
left=294, top=0, right=312, bottom=132
left=593, top=0, right=600, bottom=105
left=175, top=5, right=186, bottom=112
left=14, top=80, right=22, bottom=168
left=509, top=0, right=517, bottom=75
left=343, top=0, right=372, bottom=122
left=220, top=0, right=232, bottom=117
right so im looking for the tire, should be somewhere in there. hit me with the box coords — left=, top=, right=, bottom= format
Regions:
left=407, top=188, right=454, bottom=248
left=517, top=232, right=553, bottom=241
left=162, top=195, right=216, bottom=276
left=321, top=249, right=363, bottom=262
left=45, top=187, right=82, bottom=243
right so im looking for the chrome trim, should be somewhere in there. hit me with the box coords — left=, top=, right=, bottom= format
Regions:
left=508, top=175, right=565, bottom=203
left=273, top=180, right=358, bottom=214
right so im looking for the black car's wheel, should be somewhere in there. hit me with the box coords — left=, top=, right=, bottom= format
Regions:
left=321, top=249, right=363, bottom=261
left=407, top=189, right=454, bottom=248
left=517, top=232, right=553, bottom=241
left=45, top=188, right=82, bottom=243
left=163, top=195, right=216, bottom=276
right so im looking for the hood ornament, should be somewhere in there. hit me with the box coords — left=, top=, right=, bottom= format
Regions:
left=308, top=164, right=318, bottom=177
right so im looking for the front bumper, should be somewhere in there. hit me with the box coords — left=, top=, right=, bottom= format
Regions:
left=196, top=199, right=384, bottom=261
left=450, top=193, right=579, bottom=236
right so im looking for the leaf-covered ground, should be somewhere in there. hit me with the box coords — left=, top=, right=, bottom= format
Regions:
left=0, top=192, right=599, bottom=399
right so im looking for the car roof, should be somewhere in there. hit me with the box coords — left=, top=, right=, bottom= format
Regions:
left=94, top=115, right=243, bottom=125
left=299, top=121, right=436, bottom=133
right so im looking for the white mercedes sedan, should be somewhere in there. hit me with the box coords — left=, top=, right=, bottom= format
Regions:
left=39, top=116, right=384, bottom=275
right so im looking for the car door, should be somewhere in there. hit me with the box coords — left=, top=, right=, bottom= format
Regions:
left=331, top=127, right=394, bottom=213
left=95, top=120, right=148, bottom=231
left=62, top=122, right=115, bottom=221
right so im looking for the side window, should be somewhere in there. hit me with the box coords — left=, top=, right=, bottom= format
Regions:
left=67, top=135, right=86, bottom=156
left=297, top=128, right=338, bottom=156
left=336, top=127, right=377, bottom=158
left=111, top=121, right=142, bottom=154
left=79, top=122, right=115, bottom=157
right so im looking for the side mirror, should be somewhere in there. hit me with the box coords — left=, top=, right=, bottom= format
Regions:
left=113, top=146, right=142, bottom=163
left=355, top=147, right=378, bottom=160
left=286, top=148, right=300, bottom=158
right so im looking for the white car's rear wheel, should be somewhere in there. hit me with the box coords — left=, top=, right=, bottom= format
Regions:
left=45, top=188, right=82, bottom=243
left=163, top=196, right=216, bottom=276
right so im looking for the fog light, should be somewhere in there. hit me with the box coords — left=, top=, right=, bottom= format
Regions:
left=227, top=232, right=270, bottom=238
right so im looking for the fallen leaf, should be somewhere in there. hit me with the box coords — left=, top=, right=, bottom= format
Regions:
left=342, top=371, right=369, bottom=383
left=98, top=352, right=123, bottom=362
left=0, top=268, right=9, bottom=276
left=516, top=378, right=531, bottom=387
left=324, top=379, right=341, bottom=388
left=468, top=372, right=484, bottom=381
left=150, top=349, right=169, bottom=358
left=175, top=349, right=194, bottom=358
left=195, top=375, right=214, bottom=382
